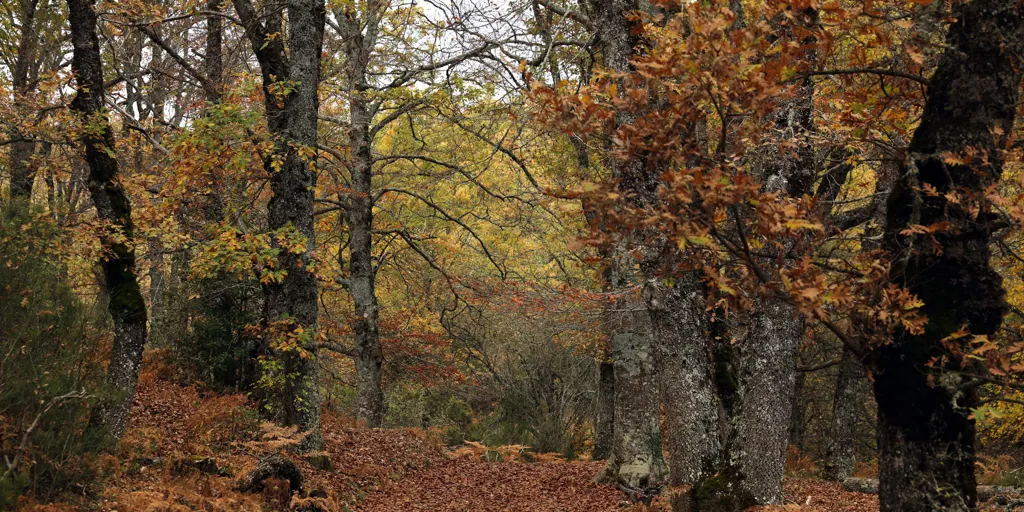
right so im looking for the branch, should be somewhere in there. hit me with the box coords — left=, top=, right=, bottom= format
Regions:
left=136, top=24, right=219, bottom=100
left=790, top=68, right=930, bottom=87
left=378, top=42, right=496, bottom=91
left=317, top=340, right=355, bottom=357
left=370, top=97, right=428, bottom=138
left=104, top=96, right=170, bottom=155
left=2, top=391, right=88, bottom=481
left=379, top=188, right=505, bottom=277
left=534, top=0, right=594, bottom=30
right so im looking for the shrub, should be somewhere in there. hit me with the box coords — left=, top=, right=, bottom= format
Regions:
left=0, top=205, right=107, bottom=506
left=161, top=275, right=263, bottom=392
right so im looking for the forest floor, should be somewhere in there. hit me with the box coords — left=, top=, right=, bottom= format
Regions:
left=21, top=354, right=925, bottom=511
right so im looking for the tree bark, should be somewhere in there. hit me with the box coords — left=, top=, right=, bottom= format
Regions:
left=644, top=274, right=728, bottom=512
left=336, top=2, right=386, bottom=427
left=788, top=368, right=807, bottom=452
left=233, top=0, right=326, bottom=450
left=201, top=0, right=225, bottom=222
left=733, top=299, right=802, bottom=504
left=588, top=0, right=668, bottom=493
left=823, top=346, right=860, bottom=481
left=9, top=0, right=41, bottom=202
left=593, top=357, right=615, bottom=460
left=723, top=7, right=818, bottom=503
left=67, top=0, right=148, bottom=440
left=595, top=274, right=667, bottom=495
left=878, top=0, right=1024, bottom=509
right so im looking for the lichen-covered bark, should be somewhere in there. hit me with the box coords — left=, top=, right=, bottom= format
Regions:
left=722, top=7, right=818, bottom=503
left=336, top=3, right=386, bottom=427
left=588, top=0, right=667, bottom=492
left=233, top=0, right=325, bottom=450
left=67, top=0, right=148, bottom=440
left=734, top=299, right=802, bottom=504
left=878, top=0, right=1024, bottom=509
left=595, top=245, right=667, bottom=494
left=644, top=273, right=724, bottom=511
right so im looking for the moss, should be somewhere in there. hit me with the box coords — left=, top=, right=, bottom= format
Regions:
left=712, top=339, right=740, bottom=415
left=693, top=464, right=757, bottom=512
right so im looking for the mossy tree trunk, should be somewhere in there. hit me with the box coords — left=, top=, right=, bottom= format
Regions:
left=67, top=0, right=149, bottom=440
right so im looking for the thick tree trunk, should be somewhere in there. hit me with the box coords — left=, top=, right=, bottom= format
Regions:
left=878, top=0, right=1024, bottom=509
left=644, top=274, right=731, bottom=512
left=234, top=0, right=326, bottom=450
left=823, top=347, right=860, bottom=481
left=67, top=0, right=148, bottom=440
left=595, top=272, right=667, bottom=495
left=734, top=299, right=802, bottom=504
left=721, top=8, right=818, bottom=503
left=588, top=0, right=667, bottom=493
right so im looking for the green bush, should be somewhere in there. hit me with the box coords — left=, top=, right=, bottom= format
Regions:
left=0, top=205, right=107, bottom=507
left=162, top=275, right=263, bottom=392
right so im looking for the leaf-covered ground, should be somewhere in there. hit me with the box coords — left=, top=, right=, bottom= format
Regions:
left=356, top=459, right=624, bottom=511
left=33, top=362, right=947, bottom=511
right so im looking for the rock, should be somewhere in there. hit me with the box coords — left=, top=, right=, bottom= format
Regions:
left=235, top=454, right=303, bottom=494
left=842, top=478, right=878, bottom=494
left=842, top=478, right=1024, bottom=503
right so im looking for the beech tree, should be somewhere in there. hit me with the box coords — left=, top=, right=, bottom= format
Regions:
left=585, top=0, right=667, bottom=493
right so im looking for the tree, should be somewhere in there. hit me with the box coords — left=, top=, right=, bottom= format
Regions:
left=875, top=0, right=1024, bottom=508
left=66, top=0, right=148, bottom=440
left=321, top=0, right=503, bottom=427
left=232, top=0, right=326, bottom=450
left=4, top=0, right=62, bottom=204
left=585, top=0, right=668, bottom=494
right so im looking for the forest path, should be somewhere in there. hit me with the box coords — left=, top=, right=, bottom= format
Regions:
left=355, top=458, right=627, bottom=512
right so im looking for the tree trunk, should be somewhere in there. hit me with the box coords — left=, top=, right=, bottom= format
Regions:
left=644, top=274, right=734, bottom=512
left=823, top=346, right=860, bottom=481
left=722, top=8, right=818, bottom=503
left=9, top=0, right=41, bottom=202
left=233, top=0, right=326, bottom=450
left=593, top=357, right=615, bottom=460
left=595, top=273, right=667, bottom=495
left=67, top=0, right=149, bottom=440
left=878, top=0, right=1024, bottom=509
left=337, top=4, right=386, bottom=427
left=347, top=107, right=384, bottom=427
left=580, top=149, right=614, bottom=462
left=788, top=368, right=807, bottom=452
left=734, top=299, right=802, bottom=504
left=201, top=0, right=224, bottom=222
left=588, top=0, right=668, bottom=493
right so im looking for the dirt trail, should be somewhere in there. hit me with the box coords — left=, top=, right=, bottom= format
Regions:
left=356, top=459, right=627, bottom=512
